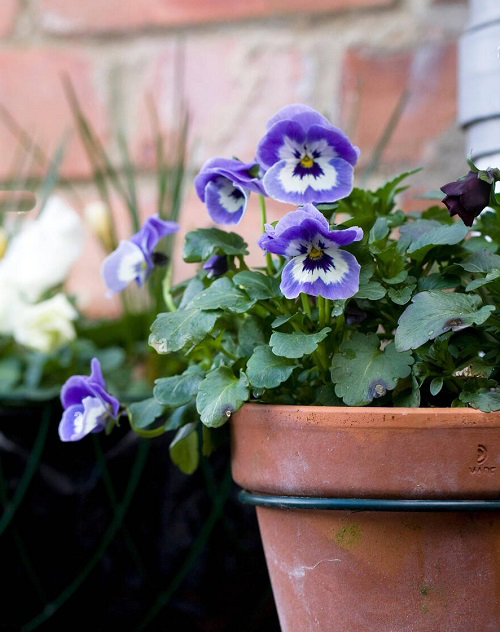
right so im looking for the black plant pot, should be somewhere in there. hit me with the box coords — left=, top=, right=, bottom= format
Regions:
left=0, top=399, right=279, bottom=632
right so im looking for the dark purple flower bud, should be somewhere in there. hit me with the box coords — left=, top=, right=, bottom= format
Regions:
left=440, top=170, right=492, bottom=226
left=59, top=358, right=120, bottom=442
left=202, top=254, right=228, bottom=278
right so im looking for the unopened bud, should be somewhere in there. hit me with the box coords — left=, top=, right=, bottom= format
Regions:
left=84, top=201, right=115, bottom=252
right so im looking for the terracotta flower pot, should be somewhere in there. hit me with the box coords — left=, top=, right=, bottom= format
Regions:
left=231, top=404, right=500, bottom=632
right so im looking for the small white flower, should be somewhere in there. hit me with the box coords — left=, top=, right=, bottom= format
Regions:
left=84, top=200, right=115, bottom=251
left=0, top=196, right=84, bottom=302
left=12, top=293, right=78, bottom=352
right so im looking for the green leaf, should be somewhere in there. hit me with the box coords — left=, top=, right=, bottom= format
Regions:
left=395, top=291, right=495, bottom=352
left=232, top=270, right=281, bottom=300
left=153, top=365, right=205, bottom=406
left=369, top=217, right=390, bottom=243
left=393, top=376, right=421, bottom=407
left=459, top=250, right=500, bottom=273
left=430, top=377, right=443, bottom=396
left=330, top=333, right=414, bottom=406
left=246, top=345, right=296, bottom=389
left=387, top=284, right=415, bottom=305
left=0, top=358, right=21, bottom=391
left=270, top=328, right=331, bottom=359
left=465, top=269, right=500, bottom=291
left=183, top=228, right=248, bottom=263
left=196, top=367, right=249, bottom=427
left=418, top=273, right=461, bottom=291
left=237, top=316, right=266, bottom=357
left=149, top=309, right=220, bottom=353
left=179, top=277, right=205, bottom=309
left=459, top=388, right=500, bottom=412
left=189, top=277, right=255, bottom=313
left=355, top=280, right=386, bottom=300
left=406, top=221, right=468, bottom=255
left=127, top=398, right=166, bottom=430
left=169, top=422, right=199, bottom=474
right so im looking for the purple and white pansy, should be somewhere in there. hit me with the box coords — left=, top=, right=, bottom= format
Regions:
left=101, top=216, right=178, bottom=295
left=256, top=104, right=359, bottom=205
left=59, top=358, right=120, bottom=442
left=259, top=203, right=363, bottom=300
left=194, top=158, right=266, bottom=225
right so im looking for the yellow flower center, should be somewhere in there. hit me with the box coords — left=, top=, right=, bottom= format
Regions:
left=300, top=154, right=314, bottom=168
left=309, top=247, right=323, bottom=260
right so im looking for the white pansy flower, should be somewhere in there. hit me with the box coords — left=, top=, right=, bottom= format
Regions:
left=0, top=196, right=84, bottom=302
left=12, top=293, right=78, bottom=352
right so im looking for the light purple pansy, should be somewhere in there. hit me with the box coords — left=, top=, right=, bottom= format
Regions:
left=101, top=215, right=178, bottom=295
left=194, top=158, right=266, bottom=225
left=59, top=358, right=120, bottom=442
left=259, top=203, right=363, bottom=300
left=256, top=104, right=360, bottom=206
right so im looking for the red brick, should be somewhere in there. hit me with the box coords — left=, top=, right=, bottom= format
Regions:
left=340, top=43, right=457, bottom=168
left=0, top=0, right=19, bottom=37
left=0, top=49, right=109, bottom=180
left=37, top=0, right=392, bottom=33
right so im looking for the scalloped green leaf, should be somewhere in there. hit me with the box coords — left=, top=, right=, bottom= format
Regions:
left=189, top=277, right=255, bottom=313
left=153, top=365, right=205, bottom=407
left=270, top=328, right=331, bottom=359
left=330, top=333, right=414, bottom=406
left=149, top=308, right=220, bottom=353
left=246, top=345, right=296, bottom=389
left=395, top=291, right=495, bottom=352
left=196, top=367, right=249, bottom=427
left=183, top=228, right=248, bottom=263
left=232, top=270, right=281, bottom=300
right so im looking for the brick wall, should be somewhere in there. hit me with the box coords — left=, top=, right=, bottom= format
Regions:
left=0, top=0, right=468, bottom=315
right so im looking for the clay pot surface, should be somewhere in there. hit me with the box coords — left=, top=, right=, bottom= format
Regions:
left=231, top=404, right=500, bottom=499
left=231, top=405, right=500, bottom=632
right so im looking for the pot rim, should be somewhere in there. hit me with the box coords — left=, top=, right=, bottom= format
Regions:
left=236, top=402, right=500, bottom=429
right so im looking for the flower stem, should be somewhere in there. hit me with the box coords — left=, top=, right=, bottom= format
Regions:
left=259, top=194, right=274, bottom=275
left=300, top=293, right=313, bottom=320
left=318, top=296, right=326, bottom=328
left=162, top=263, right=177, bottom=312
left=324, top=298, right=332, bottom=325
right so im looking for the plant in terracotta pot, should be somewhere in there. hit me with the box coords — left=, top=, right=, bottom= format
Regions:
left=60, top=105, right=500, bottom=632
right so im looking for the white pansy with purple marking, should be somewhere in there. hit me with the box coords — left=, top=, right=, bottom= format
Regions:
left=194, top=157, right=266, bottom=225
left=101, top=215, right=178, bottom=295
left=256, top=104, right=359, bottom=205
left=260, top=204, right=363, bottom=300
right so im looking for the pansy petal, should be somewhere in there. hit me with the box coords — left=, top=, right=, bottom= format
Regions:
left=256, top=120, right=305, bottom=169
left=58, top=396, right=108, bottom=442
left=102, top=240, right=149, bottom=295
left=205, top=177, right=247, bottom=225
left=274, top=203, right=329, bottom=236
left=328, top=225, right=364, bottom=245
left=280, top=247, right=360, bottom=300
left=131, top=216, right=179, bottom=255
left=262, top=157, right=354, bottom=205
left=307, top=125, right=360, bottom=167
left=265, top=104, right=332, bottom=131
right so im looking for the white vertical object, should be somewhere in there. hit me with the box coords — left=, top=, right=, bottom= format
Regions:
left=459, top=0, right=500, bottom=168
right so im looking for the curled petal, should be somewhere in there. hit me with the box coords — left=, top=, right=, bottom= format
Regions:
left=265, top=104, right=333, bottom=131
left=205, top=177, right=247, bottom=225
left=102, top=240, right=149, bottom=295
left=58, top=397, right=108, bottom=442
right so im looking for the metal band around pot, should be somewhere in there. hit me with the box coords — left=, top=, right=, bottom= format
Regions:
left=238, top=491, right=500, bottom=512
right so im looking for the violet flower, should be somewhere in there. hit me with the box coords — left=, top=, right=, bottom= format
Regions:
left=102, top=216, right=178, bottom=295
left=59, top=358, right=120, bottom=442
left=440, top=170, right=492, bottom=226
left=194, top=158, right=266, bottom=225
left=256, top=104, right=359, bottom=205
left=259, top=203, right=363, bottom=300
left=202, top=254, right=228, bottom=278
